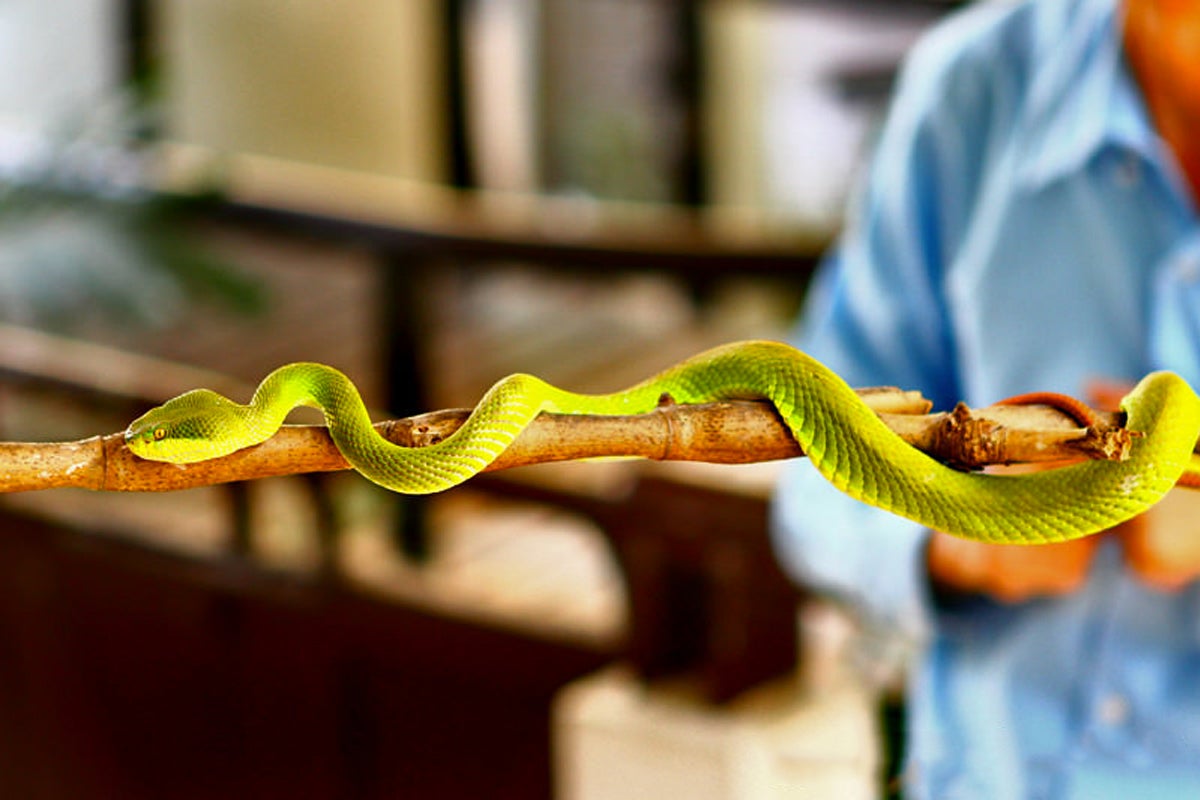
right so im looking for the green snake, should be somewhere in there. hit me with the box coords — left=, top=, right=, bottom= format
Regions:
left=125, top=340, right=1200, bottom=544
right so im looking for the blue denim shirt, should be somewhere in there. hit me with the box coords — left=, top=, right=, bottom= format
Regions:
left=770, top=1, right=1200, bottom=797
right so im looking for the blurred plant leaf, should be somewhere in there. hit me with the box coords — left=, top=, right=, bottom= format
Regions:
left=0, top=93, right=265, bottom=333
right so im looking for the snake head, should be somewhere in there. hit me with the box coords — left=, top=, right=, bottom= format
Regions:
left=125, top=389, right=249, bottom=463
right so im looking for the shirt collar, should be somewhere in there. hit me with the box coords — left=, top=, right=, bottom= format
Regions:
left=1018, top=0, right=1159, bottom=188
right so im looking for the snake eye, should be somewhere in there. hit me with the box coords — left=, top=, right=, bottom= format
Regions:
left=153, top=427, right=167, bottom=441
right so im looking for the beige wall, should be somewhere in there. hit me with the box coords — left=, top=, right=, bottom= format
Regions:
left=158, top=0, right=447, bottom=182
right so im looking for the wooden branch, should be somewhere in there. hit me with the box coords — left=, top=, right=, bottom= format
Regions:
left=0, top=386, right=1149, bottom=495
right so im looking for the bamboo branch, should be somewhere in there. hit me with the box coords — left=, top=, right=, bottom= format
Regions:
left=0, top=386, right=1150, bottom=494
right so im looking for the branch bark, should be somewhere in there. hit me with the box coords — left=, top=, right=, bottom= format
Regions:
left=0, top=386, right=1148, bottom=495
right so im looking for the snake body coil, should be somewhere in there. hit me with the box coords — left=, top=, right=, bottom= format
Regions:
left=125, top=340, right=1200, bottom=544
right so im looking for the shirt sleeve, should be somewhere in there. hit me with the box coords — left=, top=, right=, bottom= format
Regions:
left=1150, top=233, right=1200, bottom=383
left=770, top=23, right=993, bottom=641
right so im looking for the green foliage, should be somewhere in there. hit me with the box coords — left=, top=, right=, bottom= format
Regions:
left=0, top=95, right=264, bottom=332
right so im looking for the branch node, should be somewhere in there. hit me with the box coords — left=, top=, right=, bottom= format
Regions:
left=931, top=402, right=1004, bottom=470
left=1071, top=425, right=1135, bottom=461
left=655, top=403, right=680, bottom=461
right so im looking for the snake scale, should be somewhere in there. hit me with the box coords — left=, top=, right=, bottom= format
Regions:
left=125, top=340, right=1200, bottom=544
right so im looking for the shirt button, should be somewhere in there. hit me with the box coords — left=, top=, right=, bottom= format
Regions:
left=1096, top=693, right=1131, bottom=727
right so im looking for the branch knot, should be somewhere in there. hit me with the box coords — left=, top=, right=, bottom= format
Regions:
left=931, top=403, right=1005, bottom=470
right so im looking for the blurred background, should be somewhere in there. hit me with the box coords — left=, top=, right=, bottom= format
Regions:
left=0, top=1, right=964, bottom=797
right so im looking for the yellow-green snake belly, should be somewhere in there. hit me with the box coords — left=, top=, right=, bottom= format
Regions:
left=125, top=340, right=1200, bottom=544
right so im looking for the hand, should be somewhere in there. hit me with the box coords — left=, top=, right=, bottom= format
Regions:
left=927, top=528, right=1101, bottom=604
left=1120, top=491, right=1200, bottom=591
left=1086, top=379, right=1200, bottom=591
left=925, top=459, right=1102, bottom=604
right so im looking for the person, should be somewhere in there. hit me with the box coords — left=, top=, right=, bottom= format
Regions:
left=770, top=0, right=1200, bottom=796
